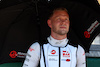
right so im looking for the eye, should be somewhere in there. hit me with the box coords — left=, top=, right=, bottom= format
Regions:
left=65, top=19, right=67, bottom=20
left=65, top=18, right=69, bottom=21
left=65, top=18, right=68, bottom=20
left=56, top=18, right=61, bottom=21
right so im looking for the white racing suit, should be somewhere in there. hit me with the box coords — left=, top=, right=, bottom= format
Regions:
left=22, top=36, right=86, bottom=67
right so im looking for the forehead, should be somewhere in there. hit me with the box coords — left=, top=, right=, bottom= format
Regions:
left=52, top=10, right=69, bottom=18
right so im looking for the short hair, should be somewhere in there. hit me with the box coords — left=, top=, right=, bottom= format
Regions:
left=48, top=7, right=68, bottom=19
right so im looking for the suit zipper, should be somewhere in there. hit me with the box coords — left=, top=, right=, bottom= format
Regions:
left=59, top=47, right=60, bottom=67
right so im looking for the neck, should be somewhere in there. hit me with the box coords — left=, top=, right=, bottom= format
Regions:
left=51, top=33, right=67, bottom=40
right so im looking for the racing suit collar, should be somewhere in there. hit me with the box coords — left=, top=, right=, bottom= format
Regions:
left=47, top=35, right=68, bottom=47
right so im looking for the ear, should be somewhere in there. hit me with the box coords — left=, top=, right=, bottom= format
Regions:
left=47, top=19, right=52, bottom=28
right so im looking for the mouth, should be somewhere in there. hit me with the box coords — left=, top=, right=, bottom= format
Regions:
left=60, top=26, right=66, bottom=29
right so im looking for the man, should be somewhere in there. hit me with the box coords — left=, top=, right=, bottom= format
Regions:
left=22, top=7, right=86, bottom=67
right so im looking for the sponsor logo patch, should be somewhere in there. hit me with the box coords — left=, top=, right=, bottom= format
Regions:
left=84, top=31, right=90, bottom=38
left=62, top=59, right=71, bottom=62
left=63, top=51, right=70, bottom=57
left=49, top=58, right=57, bottom=61
left=9, top=51, right=17, bottom=58
left=66, top=59, right=70, bottom=62
left=9, top=50, right=27, bottom=58
left=51, top=50, right=56, bottom=54
left=84, top=20, right=100, bottom=38
left=29, top=48, right=34, bottom=52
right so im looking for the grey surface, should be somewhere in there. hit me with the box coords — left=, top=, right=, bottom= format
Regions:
left=86, top=45, right=100, bottom=57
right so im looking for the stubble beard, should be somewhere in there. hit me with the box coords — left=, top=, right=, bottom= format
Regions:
left=57, top=29, right=68, bottom=35
left=52, top=27, right=68, bottom=35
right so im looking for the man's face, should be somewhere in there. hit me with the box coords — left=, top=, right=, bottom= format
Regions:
left=48, top=10, right=70, bottom=35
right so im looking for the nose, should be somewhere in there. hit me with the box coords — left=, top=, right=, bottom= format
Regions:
left=60, top=19, right=67, bottom=24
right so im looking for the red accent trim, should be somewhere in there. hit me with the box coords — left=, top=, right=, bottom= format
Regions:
left=89, top=22, right=99, bottom=32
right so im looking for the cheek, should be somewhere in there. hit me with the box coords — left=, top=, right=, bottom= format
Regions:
left=51, top=20, right=61, bottom=29
left=65, top=23, right=70, bottom=30
left=52, top=23, right=59, bottom=30
left=67, top=24, right=70, bottom=29
left=66, top=21, right=70, bottom=27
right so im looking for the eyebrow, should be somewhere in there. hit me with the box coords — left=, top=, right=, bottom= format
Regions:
left=55, top=15, right=69, bottom=18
